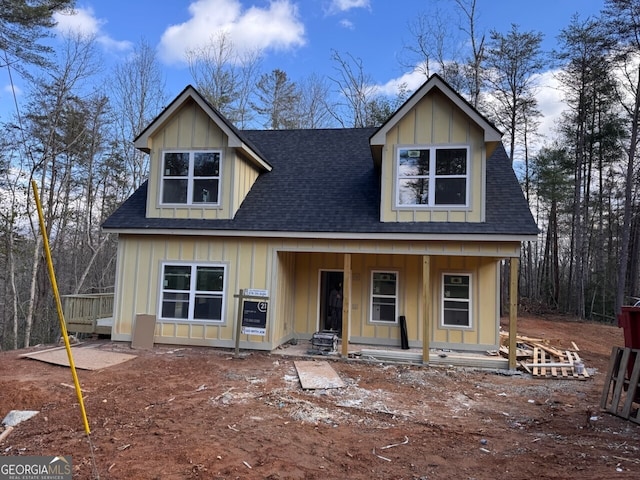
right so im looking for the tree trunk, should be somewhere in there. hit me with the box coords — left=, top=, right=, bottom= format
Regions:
left=23, top=235, right=41, bottom=348
left=9, top=229, right=19, bottom=350
left=616, top=67, right=640, bottom=315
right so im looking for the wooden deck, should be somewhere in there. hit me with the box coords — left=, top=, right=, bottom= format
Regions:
left=62, top=293, right=114, bottom=335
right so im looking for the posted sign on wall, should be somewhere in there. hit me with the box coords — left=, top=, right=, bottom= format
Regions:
left=241, top=299, right=268, bottom=336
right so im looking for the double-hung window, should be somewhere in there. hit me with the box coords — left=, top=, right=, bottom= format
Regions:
left=161, top=150, right=221, bottom=205
left=370, top=271, right=398, bottom=323
left=397, top=146, right=469, bottom=207
left=442, top=273, right=471, bottom=328
left=161, top=263, right=226, bottom=322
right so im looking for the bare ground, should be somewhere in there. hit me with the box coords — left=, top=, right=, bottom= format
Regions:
left=1, top=315, right=639, bottom=480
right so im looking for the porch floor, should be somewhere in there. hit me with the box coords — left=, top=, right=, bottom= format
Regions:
left=271, top=339, right=509, bottom=370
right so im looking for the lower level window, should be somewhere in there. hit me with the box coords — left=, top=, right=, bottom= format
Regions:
left=442, top=273, right=471, bottom=327
left=371, top=271, right=398, bottom=323
left=161, top=263, right=225, bottom=322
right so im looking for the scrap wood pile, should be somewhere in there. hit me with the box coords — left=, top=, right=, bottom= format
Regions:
left=498, top=332, right=590, bottom=380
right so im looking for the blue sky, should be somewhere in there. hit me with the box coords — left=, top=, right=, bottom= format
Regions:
left=1, top=0, right=605, bottom=137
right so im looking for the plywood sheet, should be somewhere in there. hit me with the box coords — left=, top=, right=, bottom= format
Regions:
left=294, top=360, right=345, bottom=389
left=21, top=345, right=136, bottom=371
left=132, top=314, right=156, bottom=350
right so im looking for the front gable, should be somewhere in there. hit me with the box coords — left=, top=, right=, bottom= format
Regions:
left=371, top=75, right=502, bottom=223
left=134, top=86, right=271, bottom=221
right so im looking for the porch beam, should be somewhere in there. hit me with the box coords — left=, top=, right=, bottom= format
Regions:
left=509, top=257, right=519, bottom=370
left=341, top=253, right=352, bottom=358
left=422, top=255, right=431, bottom=364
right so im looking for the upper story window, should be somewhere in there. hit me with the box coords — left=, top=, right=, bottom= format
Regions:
left=161, top=150, right=221, bottom=205
left=396, top=146, right=469, bottom=207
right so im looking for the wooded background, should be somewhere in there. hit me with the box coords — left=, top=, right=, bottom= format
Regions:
left=2, top=0, right=640, bottom=349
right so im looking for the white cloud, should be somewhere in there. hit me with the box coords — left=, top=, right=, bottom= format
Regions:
left=328, top=0, right=370, bottom=14
left=158, top=0, right=305, bottom=65
left=3, top=83, right=22, bottom=97
left=53, top=7, right=102, bottom=37
left=531, top=70, right=566, bottom=142
left=339, top=19, right=354, bottom=29
left=374, top=65, right=428, bottom=96
left=96, top=36, right=132, bottom=52
left=52, top=7, right=132, bottom=53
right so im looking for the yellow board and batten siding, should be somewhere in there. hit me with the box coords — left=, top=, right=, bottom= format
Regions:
left=112, top=234, right=514, bottom=351
left=291, top=251, right=500, bottom=350
left=112, top=235, right=274, bottom=348
left=144, top=99, right=261, bottom=221
left=381, top=90, right=485, bottom=224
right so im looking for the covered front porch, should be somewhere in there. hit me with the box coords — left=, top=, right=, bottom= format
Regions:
left=328, top=253, right=520, bottom=369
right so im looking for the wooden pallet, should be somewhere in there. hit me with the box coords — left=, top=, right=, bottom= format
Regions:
left=600, top=347, right=640, bottom=424
left=525, top=347, right=589, bottom=380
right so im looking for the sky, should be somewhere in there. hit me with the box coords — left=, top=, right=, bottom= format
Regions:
left=1, top=0, right=607, bottom=139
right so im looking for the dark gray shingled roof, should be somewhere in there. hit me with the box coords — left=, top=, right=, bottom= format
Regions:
left=102, top=127, right=538, bottom=236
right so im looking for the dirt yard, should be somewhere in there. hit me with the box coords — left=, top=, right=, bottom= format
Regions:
left=1, top=315, right=639, bottom=480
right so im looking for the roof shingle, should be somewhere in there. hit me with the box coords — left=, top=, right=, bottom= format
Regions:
left=102, top=128, right=538, bottom=236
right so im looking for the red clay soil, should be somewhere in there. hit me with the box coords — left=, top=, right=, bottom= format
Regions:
left=1, top=315, right=639, bottom=480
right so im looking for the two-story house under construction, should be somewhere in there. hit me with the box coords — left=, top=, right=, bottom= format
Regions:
left=102, top=74, right=538, bottom=368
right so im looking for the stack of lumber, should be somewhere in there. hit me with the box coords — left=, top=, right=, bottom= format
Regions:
left=499, top=332, right=589, bottom=380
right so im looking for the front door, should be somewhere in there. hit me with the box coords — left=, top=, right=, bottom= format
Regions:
left=319, top=270, right=344, bottom=334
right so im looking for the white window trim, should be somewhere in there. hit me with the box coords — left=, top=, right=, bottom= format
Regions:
left=369, top=270, right=399, bottom=324
left=160, top=149, right=222, bottom=206
left=440, top=272, right=472, bottom=329
left=395, top=144, right=470, bottom=209
left=159, top=262, right=227, bottom=324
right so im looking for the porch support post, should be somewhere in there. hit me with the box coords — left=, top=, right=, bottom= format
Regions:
left=509, top=257, right=519, bottom=370
left=422, top=255, right=431, bottom=364
left=341, top=253, right=352, bottom=358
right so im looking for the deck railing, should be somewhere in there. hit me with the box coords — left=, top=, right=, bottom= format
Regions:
left=62, top=293, right=114, bottom=335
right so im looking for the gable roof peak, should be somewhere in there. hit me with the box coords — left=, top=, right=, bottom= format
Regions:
left=133, top=84, right=271, bottom=171
left=370, top=73, right=502, bottom=145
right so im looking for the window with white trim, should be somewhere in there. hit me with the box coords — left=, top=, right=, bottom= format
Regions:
left=161, top=150, right=221, bottom=205
left=370, top=271, right=398, bottom=323
left=161, top=263, right=226, bottom=322
left=442, top=273, right=471, bottom=328
left=397, top=146, right=469, bottom=206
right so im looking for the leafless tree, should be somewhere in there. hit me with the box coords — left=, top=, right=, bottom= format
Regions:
left=328, top=50, right=378, bottom=127
left=186, top=31, right=262, bottom=127
left=295, top=73, right=335, bottom=129
left=110, top=39, right=168, bottom=191
left=455, top=0, right=486, bottom=108
left=400, top=8, right=463, bottom=85
left=21, top=33, right=104, bottom=346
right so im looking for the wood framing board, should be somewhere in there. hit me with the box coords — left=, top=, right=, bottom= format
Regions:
left=499, top=345, right=532, bottom=360
left=294, top=360, right=345, bottom=389
left=20, top=344, right=136, bottom=370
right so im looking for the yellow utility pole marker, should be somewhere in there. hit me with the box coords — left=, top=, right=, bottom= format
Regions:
left=31, top=180, right=91, bottom=435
